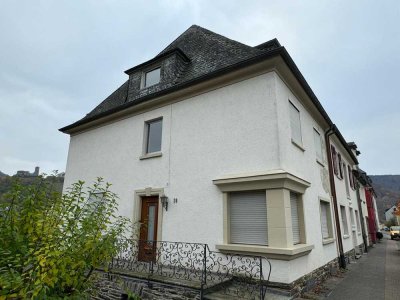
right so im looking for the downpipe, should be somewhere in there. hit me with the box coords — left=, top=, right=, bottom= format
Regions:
left=325, top=125, right=346, bottom=269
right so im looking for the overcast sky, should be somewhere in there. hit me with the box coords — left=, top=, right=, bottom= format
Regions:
left=0, top=0, right=399, bottom=176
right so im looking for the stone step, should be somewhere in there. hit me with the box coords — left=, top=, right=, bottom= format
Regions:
left=204, top=284, right=293, bottom=300
left=204, top=289, right=293, bottom=300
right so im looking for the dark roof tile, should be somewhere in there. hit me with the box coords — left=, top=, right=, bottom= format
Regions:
left=85, top=80, right=129, bottom=118
left=69, top=25, right=279, bottom=125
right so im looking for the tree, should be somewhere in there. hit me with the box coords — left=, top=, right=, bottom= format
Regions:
left=0, top=176, right=130, bottom=299
left=393, top=200, right=400, bottom=217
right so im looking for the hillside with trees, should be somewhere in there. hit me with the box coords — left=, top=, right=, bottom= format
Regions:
left=0, top=170, right=398, bottom=224
left=0, top=171, right=64, bottom=201
left=370, top=175, right=400, bottom=221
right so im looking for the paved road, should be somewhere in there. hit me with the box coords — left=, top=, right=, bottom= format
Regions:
left=327, top=238, right=400, bottom=300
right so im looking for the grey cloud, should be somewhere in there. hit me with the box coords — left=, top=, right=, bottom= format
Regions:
left=0, top=0, right=398, bottom=175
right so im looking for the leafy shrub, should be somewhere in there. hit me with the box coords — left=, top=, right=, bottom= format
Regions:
left=0, top=177, right=130, bottom=299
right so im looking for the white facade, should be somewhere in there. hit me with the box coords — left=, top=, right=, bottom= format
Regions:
left=63, top=67, right=350, bottom=284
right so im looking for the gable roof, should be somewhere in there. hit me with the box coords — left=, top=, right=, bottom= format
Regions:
left=59, top=25, right=357, bottom=164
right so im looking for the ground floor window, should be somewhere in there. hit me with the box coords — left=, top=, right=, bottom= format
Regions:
left=355, top=210, right=361, bottom=233
left=290, top=192, right=301, bottom=245
left=213, top=171, right=313, bottom=259
left=340, top=205, right=349, bottom=236
left=229, top=190, right=268, bottom=245
left=320, top=201, right=333, bottom=240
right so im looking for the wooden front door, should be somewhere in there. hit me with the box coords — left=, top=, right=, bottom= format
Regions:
left=138, top=196, right=159, bottom=262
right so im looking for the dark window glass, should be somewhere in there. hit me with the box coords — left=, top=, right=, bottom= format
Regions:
left=146, top=119, right=162, bottom=153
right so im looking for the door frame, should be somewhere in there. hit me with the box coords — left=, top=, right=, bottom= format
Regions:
left=134, top=188, right=164, bottom=242
left=138, top=196, right=159, bottom=262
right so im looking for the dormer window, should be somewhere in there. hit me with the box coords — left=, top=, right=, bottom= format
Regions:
left=143, top=67, right=161, bottom=88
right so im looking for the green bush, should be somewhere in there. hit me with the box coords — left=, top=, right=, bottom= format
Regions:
left=0, top=177, right=130, bottom=299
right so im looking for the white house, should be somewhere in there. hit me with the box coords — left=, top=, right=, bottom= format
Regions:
left=385, top=205, right=397, bottom=223
left=60, top=25, right=369, bottom=291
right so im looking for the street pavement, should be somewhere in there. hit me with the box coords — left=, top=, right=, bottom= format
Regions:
left=325, top=237, right=400, bottom=300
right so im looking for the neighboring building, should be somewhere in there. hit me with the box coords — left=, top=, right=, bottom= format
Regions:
left=326, top=136, right=365, bottom=265
left=60, top=25, right=374, bottom=291
left=385, top=205, right=397, bottom=223
left=15, top=166, right=39, bottom=177
left=354, top=168, right=380, bottom=245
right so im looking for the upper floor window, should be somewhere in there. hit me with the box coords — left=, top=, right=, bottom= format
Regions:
left=338, top=154, right=343, bottom=179
left=145, top=118, right=162, bottom=154
left=348, top=165, right=355, bottom=190
left=144, top=67, right=161, bottom=88
left=344, top=163, right=351, bottom=198
left=331, top=145, right=339, bottom=175
left=313, top=129, right=323, bottom=162
left=289, top=101, right=302, bottom=146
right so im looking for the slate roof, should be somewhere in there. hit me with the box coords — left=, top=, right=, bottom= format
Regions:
left=153, top=25, right=267, bottom=82
left=59, top=24, right=359, bottom=165
left=85, top=80, right=129, bottom=119
left=61, top=25, right=281, bottom=131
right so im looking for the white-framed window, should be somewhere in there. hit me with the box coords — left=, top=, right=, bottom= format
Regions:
left=289, top=101, right=302, bottom=146
left=320, top=201, right=333, bottom=240
left=144, top=118, right=163, bottom=154
left=340, top=205, right=349, bottom=236
left=290, top=192, right=301, bottom=244
left=343, top=164, right=351, bottom=198
left=87, top=192, right=105, bottom=212
left=355, top=210, right=361, bottom=232
left=229, top=190, right=268, bottom=246
left=313, top=129, right=323, bottom=162
left=143, top=67, right=161, bottom=88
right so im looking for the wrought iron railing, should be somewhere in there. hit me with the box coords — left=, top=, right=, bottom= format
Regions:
left=111, top=240, right=205, bottom=284
left=109, top=239, right=271, bottom=299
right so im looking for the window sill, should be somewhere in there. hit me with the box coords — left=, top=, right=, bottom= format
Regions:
left=343, top=234, right=350, bottom=239
left=322, top=238, right=335, bottom=245
left=291, top=139, right=305, bottom=152
left=316, top=159, right=325, bottom=167
left=140, top=152, right=162, bottom=160
left=215, top=243, right=314, bottom=261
